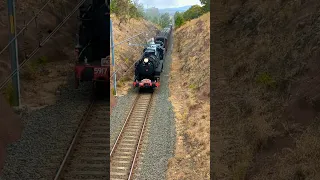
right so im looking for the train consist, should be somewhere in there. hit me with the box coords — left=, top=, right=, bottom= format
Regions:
left=133, top=25, right=172, bottom=88
left=74, top=0, right=109, bottom=89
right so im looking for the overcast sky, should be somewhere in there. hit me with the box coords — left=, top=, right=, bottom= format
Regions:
left=138, top=0, right=202, bottom=9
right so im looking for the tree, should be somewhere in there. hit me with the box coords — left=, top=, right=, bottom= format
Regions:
left=200, top=0, right=210, bottom=12
left=174, top=12, right=185, bottom=28
left=145, top=7, right=160, bottom=19
left=111, top=0, right=144, bottom=22
left=152, top=16, right=159, bottom=24
left=133, top=0, right=145, bottom=18
left=159, top=13, right=170, bottom=28
left=183, top=5, right=204, bottom=21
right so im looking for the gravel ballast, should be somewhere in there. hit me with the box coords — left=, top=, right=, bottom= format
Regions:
left=0, top=80, right=93, bottom=180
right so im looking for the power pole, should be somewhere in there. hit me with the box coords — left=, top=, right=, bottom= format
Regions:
left=110, top=19, right=117, bottom=96
left=7, top=0, right=20, bottom=106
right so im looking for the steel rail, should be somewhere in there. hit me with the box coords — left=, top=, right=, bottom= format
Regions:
left=110, top=94, right=140, bottom=156
left=127, top=94, right=153, bottom=180
left=53, top=99, right=95, bottom=180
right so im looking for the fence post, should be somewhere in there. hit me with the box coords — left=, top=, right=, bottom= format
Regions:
left=110, top=19, right=117, bottom=96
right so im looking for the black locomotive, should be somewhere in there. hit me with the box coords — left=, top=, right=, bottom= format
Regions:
left=133, top=26, right=172, bottom=88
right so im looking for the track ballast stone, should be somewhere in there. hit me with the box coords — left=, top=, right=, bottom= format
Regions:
left=0, top=80, right=93, bottom=180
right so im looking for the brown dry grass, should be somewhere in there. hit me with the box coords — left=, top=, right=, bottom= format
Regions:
left=0, top=0, right=78, bottom=108
left=110, top=14, right=158, bottom=96
left=167, top=13, right=210, bottom=180
left=212, top=0, right=320, bottom=179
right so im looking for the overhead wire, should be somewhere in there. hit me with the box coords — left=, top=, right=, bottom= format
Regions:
left=111, top=27, right=157, bottom=48
left=1, top=0, right=158, bottom=90
left=0, top=0, right=52, bottom=56
left=0, top=0, right=88, bottom=90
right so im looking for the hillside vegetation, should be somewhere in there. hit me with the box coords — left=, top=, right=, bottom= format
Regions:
left=167, top=13, right=210, bottom=180
left=174, top=0, right=210, bottom=29
left=0, top=0, right=77, bottom=108
left=213, top=0, right=320, bottom=179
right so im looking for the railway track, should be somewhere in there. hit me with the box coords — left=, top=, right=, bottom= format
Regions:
left=54, top=98, right=109, bottom=180
left=110, top=93, right=153, bottom=180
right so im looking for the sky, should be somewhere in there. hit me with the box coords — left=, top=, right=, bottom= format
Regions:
left=138, top=0, right=202, bottom=9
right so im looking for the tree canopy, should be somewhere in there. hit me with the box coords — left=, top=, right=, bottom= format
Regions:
left=110, top=0, right=144, bottom=22
left=110, top=0, right=209, bottom=29
left=200, top=0, right=210, bottom=12
left=183, top=5, right=204, bottom=21
left=159, top=13, right=171, bottom=28
left=174, top=1, right=209, bottom=28
left=174, top=12, right=185, bottom=28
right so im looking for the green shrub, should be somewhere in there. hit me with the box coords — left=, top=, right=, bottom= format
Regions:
left=36, top=56, right=48, bottom=65
left=189, top=83, right=197, bottom=90
left=256, top=72, right=276, bottom=88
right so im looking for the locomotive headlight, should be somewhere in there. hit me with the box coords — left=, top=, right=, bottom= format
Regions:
left=144, top=58, right=149, bottom=63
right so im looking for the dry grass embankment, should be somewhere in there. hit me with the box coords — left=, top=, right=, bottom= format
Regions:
left=0, top=0, right=78, bottom=109
left=212, top=1, right=320, bottom=179
left=110, top=14, right=158, bottom=96
left=167, top=13, right=210, bottom=180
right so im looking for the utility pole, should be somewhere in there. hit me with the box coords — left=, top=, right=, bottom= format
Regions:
left=110, top=19, right=117, bottom=96
left=7, top=0, right=20, bottom=106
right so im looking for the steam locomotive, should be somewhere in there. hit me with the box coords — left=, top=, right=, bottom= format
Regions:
left=133, top=26, right=172, bottom=88
left=74, top=0, right=109, bottom=89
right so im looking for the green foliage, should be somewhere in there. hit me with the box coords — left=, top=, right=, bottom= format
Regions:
left=200, top=0, right=210, bottom=12
left=144, top=7, right=160, bottom=19
left=174, top=12, right=185, bottom=28
left=144, top=7, right=162, bottom=25
left=22, top=56, right=48, bottom=80
left=159, top=13, right=171, bottom=28
left=134, top=1, right=145, bottom=18
left=36, top=56, right=48, bottom=65
left=110, top=0, right=117, bottom=13
left=173, top=3, right=209, bottom=28
left=151, top=16, right=159, bottom=24
left=111, top=0, right=144, bottom=20
left=256, top=72, right=276, bottom=88
left=183, top=5, right=205, bottom=21
left=189, top=83, right=197, bottom=90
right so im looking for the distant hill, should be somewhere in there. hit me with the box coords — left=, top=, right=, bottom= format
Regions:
left=158, top=5, right=192, bottom=15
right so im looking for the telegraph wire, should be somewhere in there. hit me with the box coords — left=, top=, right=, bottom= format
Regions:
left=0, top=0, right=52, bottom=56
left=0, top=0, right=87, bottom=90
